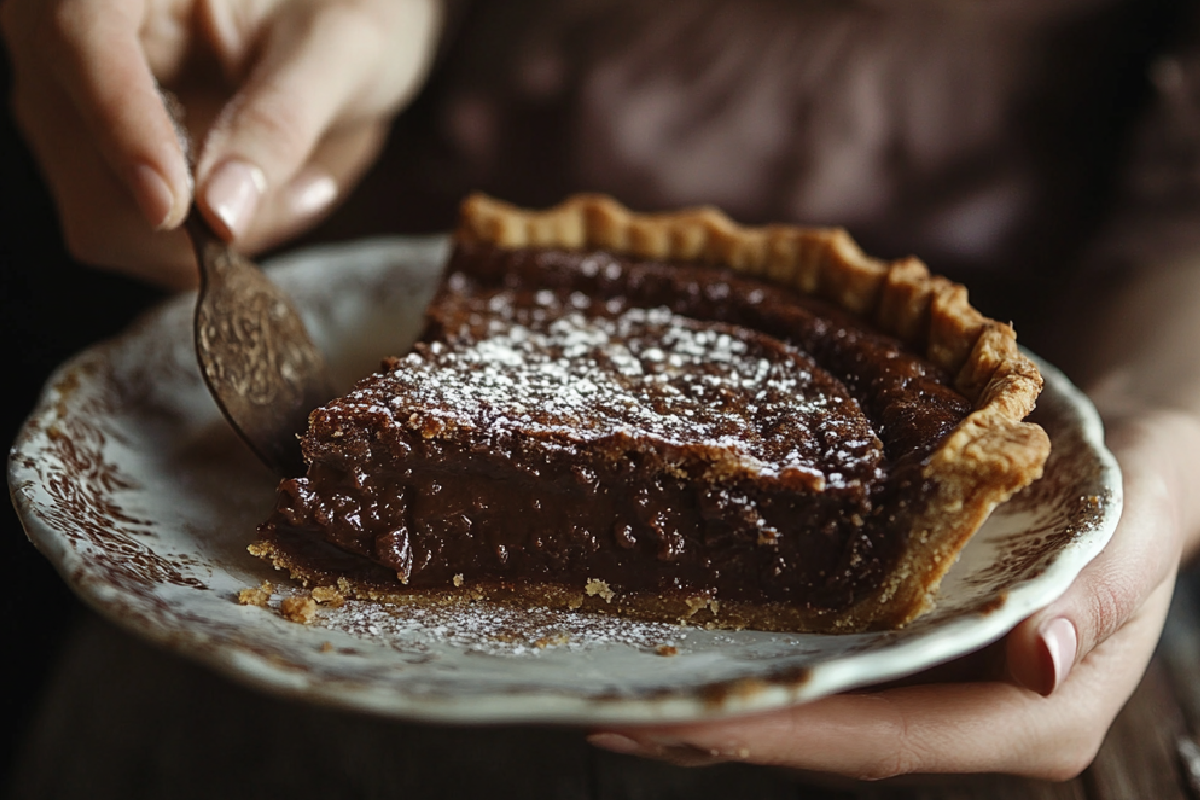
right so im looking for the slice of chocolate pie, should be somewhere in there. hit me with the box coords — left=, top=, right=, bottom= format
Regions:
left=252, top=194, right=1050, bottom=632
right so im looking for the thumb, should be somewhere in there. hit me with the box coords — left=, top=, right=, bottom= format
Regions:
left=1006, top=422, right=1181, bottom=696
left=193, top=1, right=438, bottom=241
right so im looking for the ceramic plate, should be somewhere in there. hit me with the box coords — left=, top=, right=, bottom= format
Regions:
left=8, top=236, right=1121, bottom=724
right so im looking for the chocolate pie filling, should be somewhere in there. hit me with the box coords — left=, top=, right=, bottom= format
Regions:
left=257, top=240, right=974, bottom=626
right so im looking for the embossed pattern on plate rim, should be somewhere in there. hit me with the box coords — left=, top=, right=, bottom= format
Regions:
left=7, top=235, right=1122, bottom=723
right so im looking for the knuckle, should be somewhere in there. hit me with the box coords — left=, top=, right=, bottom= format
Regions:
left=228, top=98, right=314, bottom=169
left=1083, top=567, right=1139, bottom=638
left=848, top=697, right=926, bottom=781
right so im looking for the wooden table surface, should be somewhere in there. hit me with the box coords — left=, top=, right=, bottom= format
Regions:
left=9, top=573, right=1200, bottom=799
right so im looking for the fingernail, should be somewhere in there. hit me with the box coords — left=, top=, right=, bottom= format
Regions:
left=204, top=159, right=266, bottom=240
left=132, top=163, right=175, bottom=229
left=1040, top=617, right=1078, bottom=696
left=289, top=170, right=338, bottom=219
left=587, top=733, right=647, bottom=756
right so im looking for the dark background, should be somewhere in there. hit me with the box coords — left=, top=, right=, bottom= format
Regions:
left=0, top=0, right=1192, bottom=792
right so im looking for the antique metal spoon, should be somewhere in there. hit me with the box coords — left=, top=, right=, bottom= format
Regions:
left=186, top=210, right=333, bottom=478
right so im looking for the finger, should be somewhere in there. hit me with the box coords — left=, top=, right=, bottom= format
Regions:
left=41, top=0, right=192, bottom=229
left=1006, top=419, right=1183, bottom=696
left=592, top=577, right=1173, bottom=780
left=237, top=119, right=389, bottom=255
left=9, top=58, right=197, bottom=286
left=194, top=0, right=438, bottom=241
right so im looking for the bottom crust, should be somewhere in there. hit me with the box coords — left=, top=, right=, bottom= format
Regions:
left=251, top=530, right=820, bottom=632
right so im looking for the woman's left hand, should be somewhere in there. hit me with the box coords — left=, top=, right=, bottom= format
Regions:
left=590, top=411, right=1199, bottom=780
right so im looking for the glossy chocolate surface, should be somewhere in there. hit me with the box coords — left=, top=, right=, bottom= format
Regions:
left=261, top=242, right=972, bottom=612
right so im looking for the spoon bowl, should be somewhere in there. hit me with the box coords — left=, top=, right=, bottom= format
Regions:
left=186, top=211, right=333, bottom=478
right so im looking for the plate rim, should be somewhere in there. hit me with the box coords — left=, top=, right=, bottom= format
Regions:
left=7, top=235, right=1123, bottom=724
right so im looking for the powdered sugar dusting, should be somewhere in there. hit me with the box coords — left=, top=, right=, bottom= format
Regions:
left=337, top=289, right=882, bottom=487
left=270, top=585, right=691, bottom=657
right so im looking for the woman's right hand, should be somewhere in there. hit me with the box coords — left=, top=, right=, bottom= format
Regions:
left=2, top=0, right=443, bottom=287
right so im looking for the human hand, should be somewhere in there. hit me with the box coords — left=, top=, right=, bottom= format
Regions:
left=589, top=411, right=1200, bottom=780
left=1, top=0, right=442, bottom=287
